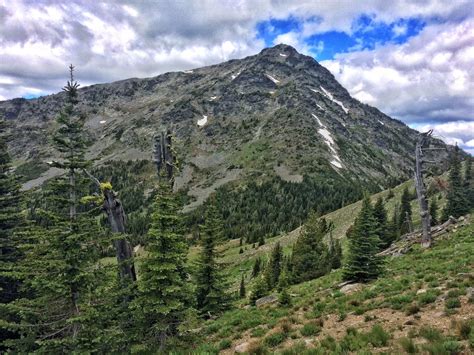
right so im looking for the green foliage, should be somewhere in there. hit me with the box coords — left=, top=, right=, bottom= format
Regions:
left=399, top=186, right=413, bottom=234
left=0, top=120, right=24, bottom=348
left=429, top=198, right=439, bottom=226
left=278, top=288, right=291, bottom=306
left=443, top=146, right=470, bottom=220
left=192, top=175, right=363, bottom=243
left=264, top=242, right=282, bottom=289
left=300, top=322, right=321, bottom=336
left=373, top=197, right=391, bottom=249
left=239, top=274, right=246, bottom=299
left=131, top=173, right=192, bottom=350
left=343, top=196, right=384, bottom=282
left=250, top=276, right=268, bottom=305
left=263, top=332, right=286, bottom=347
left=195, top=201, right=229, bottom=317
left=252, top=257, right=262, bottom=278
left=291, top=214, right=330, bottom=283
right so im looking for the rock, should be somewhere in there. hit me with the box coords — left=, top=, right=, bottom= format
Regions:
left=304, top=338, right=313, bottom=346
left=235, top=342, right=249, bottom=353
left=255, top=294, right=278, bottom=307
left=466, top=287, right=474, bottom=299
left=416, top=289, right=427, bottom=295
left=340, top=283, right=363, bottom=294
left=404, top=319, right=415, bottom=325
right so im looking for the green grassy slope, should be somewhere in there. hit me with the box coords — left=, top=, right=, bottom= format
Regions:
left=190, top=215, right=473, bottom=354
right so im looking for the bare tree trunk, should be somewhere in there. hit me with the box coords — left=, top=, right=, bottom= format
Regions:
left=83, top=170, right=137, bottom=283
left=415, top=131, right=432, bottom=248
left=154, top=130, right=175, bottom=180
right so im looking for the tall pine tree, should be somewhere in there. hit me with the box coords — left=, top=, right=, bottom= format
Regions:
left=131, top=171, right=192, bottom=350
left=194, top=201, right=229, bottom=317
left=463, top=157, right=473, bottom=210
left=373, top=197, right=390, bottom=249
left=264, top=242, right=283, bottom=289
left=6, top=66, right=112, bottom=353
left=343, top=196, right=383, bottom=282
left=442, top=146, right=469, bottom=220
left=291, top=213, right=330, bottom=283
left=0, top=120, right=24, bottom=349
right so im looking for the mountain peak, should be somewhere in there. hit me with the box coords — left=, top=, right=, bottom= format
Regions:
left=259, top=43, right=299, bottom=56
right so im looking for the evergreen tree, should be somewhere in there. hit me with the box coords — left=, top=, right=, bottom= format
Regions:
left=194, top=201, right=229, bottom=317
left=463, top=157, right=473, bottom=209
left=291, top=213, right=330, bottom=283
left=387, top=203, right=400, bottom=242
left=373, top=197, right=390, bottom=249
left=399, top=187, right=413, bottom=234
left=328, top=233, right=342, bottom=270
left=239, top=274, right=246, bottom=299
left=343, top=196, right=383, bottom=282
left=264, top=242, right=282, bottom=289
left=250, top=275, right=267, bottom=305
left=6, top=66, right=113, bottom=352
left=251, top=257, right=262, bottom=278
left=429, top=198, right=439, bottom=226
left=258, top=234, right=265, bottom=247
left=278, top=287, right=291, bottom=306
left=442, top=146, right=469, bottom=220
left=0, top=120, right=23, bottom=349
left=131, top=172, right=192, bottom=350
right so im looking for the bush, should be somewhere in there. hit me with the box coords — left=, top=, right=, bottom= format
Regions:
left=419, top=326, right=443, bottom=342
left=399, top=337, right=418, bottom=353
left=218, top=339, right=232, bottom=350
left=406, top=303, right=420, bottom=315
left=251, top=327, right=266, bottom=338
left=418, top=291, right=438, bottom=305
left=369, top=324, right=390, bottom=347
left=445, top=297, right=461, bottom=309
left=263, top=332, right=286, bottom=347
left=300, top=322, right=321, bottom=337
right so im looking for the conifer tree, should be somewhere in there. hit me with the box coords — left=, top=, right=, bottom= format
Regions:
left=343, top=196, right=383, bottom=282
left=399, top=187, right=413, bottom=234
left=442, top=146, right=469, bottom=220
left=6, top=66, right=113, bottom=352
left=373, top=197, right=390, bottom=249
left=250, top=275, right=267, bottom=305
left=0, top=120, right=23, bottom=348
left=239, top=274, right=246, bottom=299
left=328, top=233, right=342, bottom=270
left=291, top=213, right=329, bottom=283
left=131, top=171, right=192, bottom=349
left=429, top=198, right=439, bottom=226
left=194, top=201, right=229, bottom=317
left=463, top=157, right=473, bottom=210
left=264, top=242, right=282, bottom=289
left=251, top=257, right=262, bottom=278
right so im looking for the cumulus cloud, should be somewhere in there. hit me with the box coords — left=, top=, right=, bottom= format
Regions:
left=0, top=0, right=472, bottom=154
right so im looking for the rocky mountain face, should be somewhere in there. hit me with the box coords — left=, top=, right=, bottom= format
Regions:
left=1, top=44, right=449, bottom=211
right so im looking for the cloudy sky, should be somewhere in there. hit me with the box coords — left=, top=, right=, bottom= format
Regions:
left=1, top=0, right=473, bottom=153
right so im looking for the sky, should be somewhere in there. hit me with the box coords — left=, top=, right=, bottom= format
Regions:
left=1, top=0, right=473, bottom=154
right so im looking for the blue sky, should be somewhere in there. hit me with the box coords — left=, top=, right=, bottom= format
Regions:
left=1, top=0, right=473, bottom=153
left=257, top=15, right=426, bottom=61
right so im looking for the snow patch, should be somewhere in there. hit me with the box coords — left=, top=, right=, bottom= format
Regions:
left=279, top=53, right=288, bottom=57
left=312, top=113, right=343, bottom=169
left=265, top=74, right=280, bottom=84
left=183, top=70, right=193, bottom=74
left=316, top=104, right=323, bottom=110
left=231, top=70, right=242, bottom=80
left=197, top=115, right=208, bottom=127
left=378, top=120, right=385, bottom=125
left=99, top=120, right=106, bottom=124
left=269, top=91, right=275, bottom=94
left=319, top=86, right=349, bottom=114
left=209, top=96, right=217, bottom=101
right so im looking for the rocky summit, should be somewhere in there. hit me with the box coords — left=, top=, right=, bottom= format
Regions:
left=1, top=44, right=448, bottom=202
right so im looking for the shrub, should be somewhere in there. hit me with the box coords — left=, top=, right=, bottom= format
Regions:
left=263, top=332, right=286, bottom=347
left=445, top=297, right=461, bottom=309
left=406, top=303, right=420, bottom=315
left=300, top=322, right=321, bottom=337
left=251, top=327, right=266, bottom=337
left=280, top=341, right=307, bottom=355
left=418, top=291, right=438, bottom=305
left=218, top=339, right=232, bottom=350
left=419, top=326, right=443, bottom=342
left=399, top=337, right=418, bottom=353
left=369, top=324, right=390, bottom=347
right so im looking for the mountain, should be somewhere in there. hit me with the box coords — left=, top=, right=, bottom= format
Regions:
left=0, top=44, right=450, bottom=240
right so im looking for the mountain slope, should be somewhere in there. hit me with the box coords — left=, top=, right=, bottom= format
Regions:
left=1, top=44, right=451, bottom=239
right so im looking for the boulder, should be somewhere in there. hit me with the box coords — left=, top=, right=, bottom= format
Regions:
left=340, top=283, right=363, bottom=294
left=255, top=294, right=278, bottom=307
left=235, top=342, right=249, bottom=353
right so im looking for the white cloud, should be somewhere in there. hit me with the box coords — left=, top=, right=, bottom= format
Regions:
left=322, top=18, right=474, bottom=126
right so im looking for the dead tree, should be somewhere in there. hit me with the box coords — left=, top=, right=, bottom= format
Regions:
left=154, top=129, right=175, bottom=180
left=415, top=130, right=432, bottom=248
left=84, top=170, right=137, bottom=283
